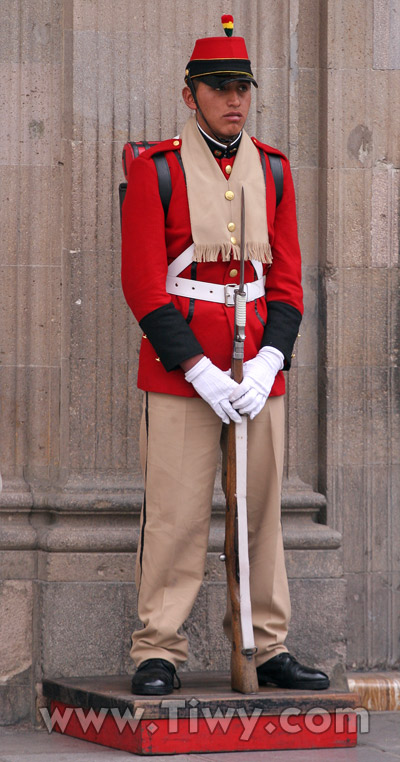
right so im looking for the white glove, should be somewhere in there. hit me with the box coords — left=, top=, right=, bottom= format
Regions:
left=230, top=346, right=284, bottom=419
left=185, top=357, right=242, bottom=424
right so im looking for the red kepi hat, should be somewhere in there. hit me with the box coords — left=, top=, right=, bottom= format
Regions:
left=185, top=15, right=258, bottom=89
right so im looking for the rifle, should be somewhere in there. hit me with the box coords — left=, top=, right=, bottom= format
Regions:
left=223, top=188, right=259, bottom=694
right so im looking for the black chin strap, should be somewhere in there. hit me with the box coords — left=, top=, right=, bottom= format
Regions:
left=187, top=75, right=239, bottom=146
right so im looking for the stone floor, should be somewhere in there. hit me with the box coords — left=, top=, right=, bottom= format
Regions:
left=0, top=711, right=398, bottom=761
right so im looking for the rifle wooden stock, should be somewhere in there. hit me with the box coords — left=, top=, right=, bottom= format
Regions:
left=224, top=357, right=259, bottom=694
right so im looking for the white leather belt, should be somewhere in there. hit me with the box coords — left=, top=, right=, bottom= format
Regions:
left=166, top=243, right=265, bottom=305
left=166, top=274, right=266, bottom=305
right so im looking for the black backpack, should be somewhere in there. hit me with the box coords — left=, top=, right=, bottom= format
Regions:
left=119, top=140, right=283, bottom=223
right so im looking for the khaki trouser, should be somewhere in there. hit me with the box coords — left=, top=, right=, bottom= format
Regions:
left=130, top=391, right=290, bottom=669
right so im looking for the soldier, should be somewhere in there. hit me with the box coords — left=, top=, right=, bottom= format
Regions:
left=121, top=16, right=329, bottom=696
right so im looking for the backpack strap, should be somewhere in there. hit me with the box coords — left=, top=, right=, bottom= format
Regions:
left=258, top=149, right=284, bottom=208
left=152, top=154, right=172, bottom=218
left=267, top=153, right=284, bottom=207
left=119, top=182, right=128, bottom=226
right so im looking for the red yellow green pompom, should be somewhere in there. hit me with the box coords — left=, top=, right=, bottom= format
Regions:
left=221, top=14, right=234, bottom=37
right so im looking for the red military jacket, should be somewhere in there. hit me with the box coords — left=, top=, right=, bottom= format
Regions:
left=121, top=136, right=303, bottom=398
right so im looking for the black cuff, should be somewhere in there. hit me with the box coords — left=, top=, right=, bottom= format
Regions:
left=261, top=301, right=302, bottom=369
left=139, top=303, right=204, bottom=372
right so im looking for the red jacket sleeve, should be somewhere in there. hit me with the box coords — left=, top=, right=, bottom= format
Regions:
left=121, top=153, right=170, bottom=319
left=121, top=152, right=203, bottom=370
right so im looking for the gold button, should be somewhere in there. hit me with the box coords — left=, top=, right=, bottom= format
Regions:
left=229, top=268, right=238, bottom=277
left=225, top=190, right=234, bottom=201
left=142, top=334, right=147, bottom=339
left=225, top=164, right=232, bottom=174
left=155, top=357, right=161, bottom=362
left=185, top=69, right=189, bottom=76
left=173, top=140, right=180, bottom=146
left=291, top=353, right=295, bottom=358
left=230, top=236, right=237, bottom=245
left=227, top=222, right=236, bottom=232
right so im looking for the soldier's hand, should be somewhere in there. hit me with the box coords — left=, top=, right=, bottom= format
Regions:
left=184, top=357, right=242, bottom=424
left=230, top=347, right=284, bottom=419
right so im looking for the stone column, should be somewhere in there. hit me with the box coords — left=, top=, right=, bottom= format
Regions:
left=319, top=0, right=400, bottom=670
left=0, top=0, right=64, bottom=721
left=276, top=0, right=345, bottom=677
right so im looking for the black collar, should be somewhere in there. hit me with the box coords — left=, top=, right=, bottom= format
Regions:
left=197, top=123, right=242, bottom=159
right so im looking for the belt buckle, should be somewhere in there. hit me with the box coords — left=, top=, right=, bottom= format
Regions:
left=224, top=283, right=249, bottom=306
left=224, top=283, right=237, bottom=307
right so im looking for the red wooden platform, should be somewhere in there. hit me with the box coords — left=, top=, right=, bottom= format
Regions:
left=42, top=673, right=360, bottom=755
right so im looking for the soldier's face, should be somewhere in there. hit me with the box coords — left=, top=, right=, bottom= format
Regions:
left=183, top=80, right=251, bottom=139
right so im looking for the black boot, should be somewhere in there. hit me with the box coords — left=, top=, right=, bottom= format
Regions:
left=257, top=653, right=330, bottom=690
left=131, top=658, right=181, bottom=695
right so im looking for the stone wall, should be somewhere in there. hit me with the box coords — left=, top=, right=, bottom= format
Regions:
left=0, top=0, right=398, bottom=724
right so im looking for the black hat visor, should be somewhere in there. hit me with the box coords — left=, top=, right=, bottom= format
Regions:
left=194, top=73, right=257, bottom=89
